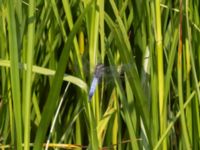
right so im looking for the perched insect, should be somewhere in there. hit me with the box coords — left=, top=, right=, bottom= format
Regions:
left=88, top=64, right=105, bottom=101
left=88, top=63, right=133, bottom=101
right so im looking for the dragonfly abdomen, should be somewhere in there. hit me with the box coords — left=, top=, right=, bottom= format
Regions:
left=88, top=77, right=99, bottom=101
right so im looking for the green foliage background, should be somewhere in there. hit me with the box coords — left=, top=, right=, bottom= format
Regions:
left=0, top=0, right=200, bottom=149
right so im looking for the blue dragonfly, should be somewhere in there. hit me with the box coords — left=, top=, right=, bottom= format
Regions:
left=88, top=64, right=105, bottom=101
left=87, top=54, right=150, bottom=101
left=88, top=63, right=132, bottom=101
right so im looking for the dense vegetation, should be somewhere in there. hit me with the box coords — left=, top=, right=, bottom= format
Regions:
left=0, top=0, right=200, bottom=149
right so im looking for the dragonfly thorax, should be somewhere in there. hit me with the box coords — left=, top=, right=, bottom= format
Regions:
left=94, top=64, right=105, bottom=79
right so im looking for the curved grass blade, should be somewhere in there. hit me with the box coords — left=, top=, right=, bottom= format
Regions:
left=0, top=60, right=87, bottom=91
left=45, top=82, right=70, bottom=150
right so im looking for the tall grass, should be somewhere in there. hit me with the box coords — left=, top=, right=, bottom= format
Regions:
left=0, top=0, right=200, bottom=149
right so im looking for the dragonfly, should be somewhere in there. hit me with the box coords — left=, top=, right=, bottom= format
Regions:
left=88, top=63, right=132, bottom=101
left=87, top=53, right=150, bottom=101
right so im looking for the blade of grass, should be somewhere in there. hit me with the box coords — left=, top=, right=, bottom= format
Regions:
left=97, top=107, right=116, bottom=145
left=154, top=0, right=166, bottom=149
left=177, top=1, right=191, bottom=148
left=186, top=0, right=200, bottom=104
left=45, top=82, right=70, bottom=150
left=23, top=0, right=36, bottom=150
left=0, top=60, right=87, bottom=91
left=153, top=83, right=199, bottom=150
left=107, top=49, right=139, bottom=150
left=7, top=0, right=22, bottom=149
left=62, top=0, right=84, bottom=78
left=33, top=3, right=93, bottom=149
left=50, top=0, right=67, bottom=41
left=105, top=12, right=151, bottom=145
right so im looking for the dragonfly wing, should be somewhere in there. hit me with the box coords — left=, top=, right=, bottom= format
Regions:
left=88, top=77, right=99, bottom=101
